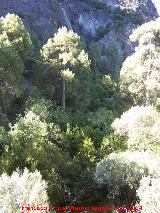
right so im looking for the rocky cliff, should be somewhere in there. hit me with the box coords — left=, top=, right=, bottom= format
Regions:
left=0, top=0, right=159, bottom=71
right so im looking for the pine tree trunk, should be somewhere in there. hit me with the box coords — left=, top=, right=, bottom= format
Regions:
left=62, top=77, right=65, bottom=110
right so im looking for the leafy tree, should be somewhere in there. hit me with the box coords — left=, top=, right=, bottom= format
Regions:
left=64, top=126, right=87, bottom=158
left=0, top=14, right=33, bottom=112
left=76, top=137, right=96, bottom=165
left=1, top=109, right=68, bottom=204
left=0, top=13, right=33, bottom=62
left=100, top=133, right=128, bottom=157
left=55, top=124, right=98, bottom=205
left=2, top=111, right=50, bottom=171
left=25, top=95, right=55, bottom=122
left=95, top=151, right=152, bottom=205
left=0, top=32, right=24, bottom=111
left=120, top=18, right=160, bottom=106
left=87, top=108, right=114, bottom=134
left=90, top=74, right=117, bottom=111
left=136, top=154, right=160, bottom=211
left=41, top=27, right=91, bottom=111
left=90, top=74, right=132, bottom=115
left=61, top=69, right=75, bottom=109
left=105, top=42, right=121, bottom=78
left=112, top=105, right=160, bottom=152
left=0, top=168, right=48, bottom=212
left=96, top=25, right=110, bottom=40
left=116, top=0, right=140, bottom=11
left=0, top=126, right=7, bottom=157
left=88, top=42, right=102, bottom=71
left=82, top=126, right=104, bottom=148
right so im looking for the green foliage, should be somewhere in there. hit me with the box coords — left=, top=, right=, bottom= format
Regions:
left=95, top=151, right=152, bottom=205
left=136, top=154, right=160, bottom=211
left=82, top=126, right=104, bottom=148
left=1, top=109, right=68, bottom=204
left=0, top=168, right=49, bottom=212
left=41, top=27, right=92, bottom=111
left=0, top=126, right=8, bottom=157
left=3, top=111, right=50, bottom=171
left=127, top=11, right=144, bottom=25
left=1, top=13, right=33, bottom=62
left=0, top=9, right=151, bottom=209
left=90, top=74, right=116, bottom=111
left=106, top=42, right=121, bottom=78
left=100, top=133, right=128, bottom=157
left=120, top=18, right=160, bottom=106
left=64, top=126, right=87, bottom=158
left=112, top=105, right=160, bottom=152
left=25, top=95, right=55, bottom=122
left=113, top=8, right=126, bottom=27
left=61, top=69, right=75, bottom=81
left=96, top=24, right=111, bottom=40
left=90, top=73, right=132, bottom=115
left=87, top=108, right=114, bottom=134
left=86, top=0, right=106, bottom=9
left=113, top=7, right=144, bottom=26
left=0, top=111, right=9, bottom=128
left=0, top=14, right=33, bottom=112
left=88, top=41, right=102, bottom=71
left=0, top=32, right=24, bottom=97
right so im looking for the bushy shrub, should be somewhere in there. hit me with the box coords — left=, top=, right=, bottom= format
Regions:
left=137, top=176, right=160, bottom=212
left=87, top=108, right=114, bottom=133
left=112, top=105, right=160, bottom=152
left=95, top=151, right=153, bottom=204
left=1, top=109, right=69, bottom=205
left=0, top=168, right=48, bottom=212
left=25, top=95, right=55, bottom=122
left=100, top=133, right=128, bottom=157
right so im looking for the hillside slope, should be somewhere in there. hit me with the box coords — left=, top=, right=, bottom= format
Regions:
left=0, top=0, right=158, bottom=71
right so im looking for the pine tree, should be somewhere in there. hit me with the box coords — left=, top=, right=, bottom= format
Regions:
left=120, top=18, right=160, bottom=106
left=41, top=27, right=91, bottom=111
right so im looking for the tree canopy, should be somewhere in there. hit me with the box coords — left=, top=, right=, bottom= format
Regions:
left=120, top=18, right=160, bottom=106
left=0, top=11, right=160, bottom=212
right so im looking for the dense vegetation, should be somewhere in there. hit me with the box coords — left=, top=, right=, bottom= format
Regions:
left=0, top=12, right=160, bottom=212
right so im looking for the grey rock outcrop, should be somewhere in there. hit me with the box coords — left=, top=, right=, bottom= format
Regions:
left=0, top=0, right=158, bottom=69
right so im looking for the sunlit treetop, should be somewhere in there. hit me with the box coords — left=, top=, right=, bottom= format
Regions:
left=41, top=27, right=91, bottom=71
left=9, top=110, right=48, bottom=141
left=0, top=13, right=33, bottom=61
left=61, top=69, right=75, bottom=81
left=112, top=105, right=160, bottom=151
left=120, top=18, right=160, bottom=105
left=130, top=17, right=160, bottom=42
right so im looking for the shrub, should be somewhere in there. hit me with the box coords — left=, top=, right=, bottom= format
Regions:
left=137, top=176, right=160, bottom=212
left=95, top=151, right=153, bottom=204
left=0, top=168, right=48, bottom=212
left=112, top=106, right=160, bottom=152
